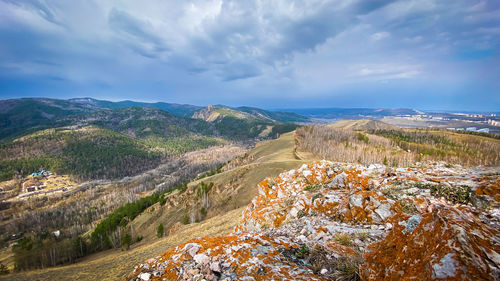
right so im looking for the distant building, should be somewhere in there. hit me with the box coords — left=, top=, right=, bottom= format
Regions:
left=477, top=128, right=489, bottom=133
left=23, top=180, right=41, bottom=192
left=466, top=127, right=477, bottom=132
left=488, top=119, right=500, bottom=126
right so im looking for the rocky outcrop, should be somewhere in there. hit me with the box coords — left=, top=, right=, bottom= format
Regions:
left=192, top=105, right=222, bottom=122
left=125, top=161, right=499, bottom=281
left=362, top=205, right=500, bottom=280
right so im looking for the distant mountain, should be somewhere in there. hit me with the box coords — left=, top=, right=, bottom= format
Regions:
left=236, top=106, right=310, bottom=123
left=192, top=105, right=310, bottom=123
left=0, top=99, right=304, bottom=180
left=0, top=98, right=95, bottom=139
left=0, top=98, right=307, bottom=141
left=192, top=105, right=304, bottom=139
left=277, top=107, right=421, bottom=120
left=68, top=106, right=218, bottom=139
left=69, top=97, right=202, bottom=117
left=0, top=106, right=224, bottom=180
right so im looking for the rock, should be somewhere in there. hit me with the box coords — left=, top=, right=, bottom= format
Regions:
left=374, top=203, right=393, bottom=221
left=192, top=274, right=204, bottom=281
left=210, top=262, right=221, bottom=272
left=138, top=272, right=151, bottom=281
left=349, top=193, right=364, bottom=207
left=125, top=161, right=500, bottom=281
left=188, top=245, right=200, bottom=257
left=193, top=254, right=210, bottom=265
left=362, top=206, right=500, bottom=280
left=398, top=214, right=422, bottom=233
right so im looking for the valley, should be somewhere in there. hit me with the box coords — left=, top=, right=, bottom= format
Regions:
left=0, top=98, right=498, bottom=281
left=2, top=3, right=498, bottom=280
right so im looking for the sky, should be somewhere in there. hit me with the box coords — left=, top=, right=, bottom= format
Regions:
left=0, top=0, right=499, bottom=111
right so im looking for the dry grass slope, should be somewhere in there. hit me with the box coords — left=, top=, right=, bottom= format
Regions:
left=2, top=132, right=317, bottom=281
left=1, top=208, right=243, bottom=281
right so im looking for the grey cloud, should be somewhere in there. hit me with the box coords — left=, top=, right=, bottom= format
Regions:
left=108, top=8, right=169, bottom=58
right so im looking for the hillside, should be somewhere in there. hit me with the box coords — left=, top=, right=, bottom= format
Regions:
left=0, top=98, right=307, bottom=141
left=125, top=160, right=499, bottom=280
left=236, top=106, right=310, bottom=123
left=297, top=122, right=500, bottom=167
left=125, top=132, right=318, bottom=242
left=327, top=119, right=398, bottom=131
left=192, top=105, right=303, bottom=139
left=1, top=130, right=498, bottom=280
left=0, top=98, right=94, bottom=139
left=0, top=126, right=164, bottom=182
left=0, top=106, right=226, bottom=182
left=0, top=132, right=317, bottom=280
left=68, top=98, right=202, bottom=117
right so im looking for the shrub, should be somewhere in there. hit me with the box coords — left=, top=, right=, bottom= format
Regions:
left=157, top=224, right=164, bottom=238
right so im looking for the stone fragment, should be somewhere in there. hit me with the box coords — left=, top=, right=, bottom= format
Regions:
left=139, top=272, right=151, bottom=281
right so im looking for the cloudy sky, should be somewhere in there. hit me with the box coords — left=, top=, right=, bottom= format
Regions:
left=0, top=0, right=499, bottom=111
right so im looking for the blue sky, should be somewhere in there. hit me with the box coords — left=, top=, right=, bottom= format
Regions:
left=0, top=0, right=499, bottom=111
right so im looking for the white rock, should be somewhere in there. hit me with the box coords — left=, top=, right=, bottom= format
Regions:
left=349, top=193, right=364, bottom=207
left=188, top=245, right=200, bottom=257
left=210, top=262, right=221, bottom=272
left=297, top=235, right=307, bottom=242
left=139, top=272, right=151, bottom=281
left=193, top=254, right=210, bottom=265
left=385, top=222, right=393, bottom=230
left=374, top=203, right=393, bottom=221
left=328, top=172, right=347, bottom=188
left=320, top=268, right=328, bottom=275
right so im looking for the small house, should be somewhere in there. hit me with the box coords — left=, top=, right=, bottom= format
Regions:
left=23, top=180, right=41, bottom=193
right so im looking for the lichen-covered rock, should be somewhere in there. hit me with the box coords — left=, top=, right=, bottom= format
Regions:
left=125, top=160, right=500, bottom=281
left=236, top=161, right=400, bottom=232
left=128, top=233, right=325, bottom=281
left=361, top=205, right=500, bottom=280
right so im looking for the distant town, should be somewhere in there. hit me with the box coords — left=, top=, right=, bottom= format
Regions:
left=379, top=111, right=499, bottom=134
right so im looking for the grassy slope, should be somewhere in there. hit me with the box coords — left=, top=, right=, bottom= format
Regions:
left=128, top=132, right=316, bottom=241
left=327, top=119, right=398, bottom=130
left=1, top=208, right=243, bottom=281
left=2, top=132, right=317, bottom=281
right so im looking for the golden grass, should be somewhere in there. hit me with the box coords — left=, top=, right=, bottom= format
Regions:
left=1, top=208, right=244, bottom=281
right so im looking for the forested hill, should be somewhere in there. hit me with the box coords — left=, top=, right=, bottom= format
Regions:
left=68, top=97, right=202, bottom=117
left=0, top=98, right=94, bottom=140
left=0, top=99, right=304, bottom=181
left=0, top=98, right=309, bottom=141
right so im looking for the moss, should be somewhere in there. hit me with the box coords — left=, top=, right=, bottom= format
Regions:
left=297, top=209, right=307, bottom=218
left=334, top=233, right=352, bottom=246
left=430, top=184, right=472, bottom=204
left=304, top=183, right=323, bottom=192
left=295, top=244, right=309, bottom=259
left=398, top=200, right=419, bottom=215
left=312, top=193, right=322, bottom=202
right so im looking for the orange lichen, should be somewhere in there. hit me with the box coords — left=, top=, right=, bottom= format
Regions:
left=475, top=177, right=500, bottom=202
left=126, top=161, right=499, bottom=281
left=361, top=206, right=500, bottom=280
